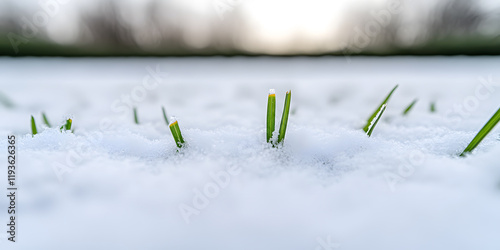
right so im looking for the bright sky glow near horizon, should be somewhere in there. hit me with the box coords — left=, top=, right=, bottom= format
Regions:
left=241, top=0, right=350, bottom=53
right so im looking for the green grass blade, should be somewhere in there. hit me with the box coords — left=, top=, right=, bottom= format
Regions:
left=65, top=119, right=72, bottom=131
left=60, top=119, right=72, bottom=132
left=162, top=106, right=170, bottom=125
left=277, top=90, right=291, bottom=144
left=267, top=89, right=276, bottom=143
left=31, top=116, right=37, bottom=136
left=42, top=112, right=52, bottom=128
left=363, top=85, right=398, bottom=132
left=366, top=104, right=387, bottom=137
left=402, top=99, right=418, bottom=115
left=133, top=107, right=139, bottom=124
left=169, top=119, right=185, bottom=148
left=460, top=106, right=500, bottom=156
left=430, top=102, right=436, bottom=113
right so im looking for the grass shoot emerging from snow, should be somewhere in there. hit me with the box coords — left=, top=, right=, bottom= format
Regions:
left=162, top=109, right=185, bottom=149
left=366, top=104, right=387, bottom=137
left=266, top=89, right=276, bottom=143
left=266, top=89, right=292, bottom=146
left=169, top=118, right=185, bottom=148
left=42, top=112, right=51, bottom=128
left=402, top=99, right=418, bottom=116
left=133, top=107, right=139, bottom=124
left=363, top=85, right=398, bottom=132
left=277, top=90, right=291, bottom=144
left=460, top=106, right=500, bottom=157
left=60, top=119, right=72, bottom=132
left=31, top=115, right=37, bottom=136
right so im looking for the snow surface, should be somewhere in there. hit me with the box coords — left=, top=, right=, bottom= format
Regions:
left=1, top=56, right=500, bottom=250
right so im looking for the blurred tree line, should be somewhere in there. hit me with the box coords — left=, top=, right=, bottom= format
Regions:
left=0, top=0, right=499, bottom=56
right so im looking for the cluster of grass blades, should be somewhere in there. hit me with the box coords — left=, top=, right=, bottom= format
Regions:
left=460, top=106, right=500, bottom=157
left=31, top=114, right=73, bottom=136
left=362, top=85, right=397, bottom=136
left=266, top=89, right=292, bottom=146
left=362, top=86, right=500, bottom=155
left=161, top=106, right=185, bottom=149
left=129, top=105, right=186, bottom=149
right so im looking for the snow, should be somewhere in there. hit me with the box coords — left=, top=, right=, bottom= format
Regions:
left=169, top=117, right=178, bottom=126
left=1, top=56, right=500, bottom=249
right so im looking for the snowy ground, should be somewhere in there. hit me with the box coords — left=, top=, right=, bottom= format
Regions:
left=1, top=56, right=500, bottom=250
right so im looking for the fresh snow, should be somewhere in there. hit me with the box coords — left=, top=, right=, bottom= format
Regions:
left=169, top=116, right=178, bottom=126
left=1, top=57, right=500, bottom=250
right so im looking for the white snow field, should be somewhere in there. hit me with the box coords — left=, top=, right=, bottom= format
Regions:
left=1, top=57, right=500, bottom=250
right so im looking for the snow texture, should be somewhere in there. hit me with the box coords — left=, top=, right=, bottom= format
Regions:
left=1, top=57, right=500, bottom=250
